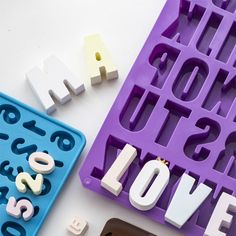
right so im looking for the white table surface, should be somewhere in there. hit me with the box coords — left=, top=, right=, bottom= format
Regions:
left=0, top=0, right=183, bottom=235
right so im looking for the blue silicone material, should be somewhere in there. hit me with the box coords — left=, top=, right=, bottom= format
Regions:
left=0, top=92, right=86, bottom=236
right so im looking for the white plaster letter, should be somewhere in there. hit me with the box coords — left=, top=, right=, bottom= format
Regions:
left=129, top=160, right=170, bottom=211
left=204, top=192, right=236, bottom=236
left=26, top=55, right=85, bottom=114
left=101, top=144, right=137, bottom=196
left=165, top=173, right=212, bottom=228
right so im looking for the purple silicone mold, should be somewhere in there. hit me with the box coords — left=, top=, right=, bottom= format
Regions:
left=79, top=0, right=236, bottom=235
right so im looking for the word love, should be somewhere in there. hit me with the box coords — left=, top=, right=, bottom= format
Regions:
left=101, top=144, right=236, bottom=236
left=6, top=152, right=55, bottom=222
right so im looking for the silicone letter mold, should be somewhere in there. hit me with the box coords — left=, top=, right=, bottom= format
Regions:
left=212, top=0, right=236, bottom=13
left=214, top=132, right=236, bottom=179
left=84, top=34, right=118, bottom=85
left=197, top=13, right=222, bottom=56
left=162, top=0, right=205, bottom=45
left=172, top=58, right=208, bottom=101
left=129, top=160, right=170, bottom=211
left=204, top=192, right=236, bottom=236
left=79, top=0, right=236, bottom=235
left=184, top=118, right=221, bottom=161
left=26, top=55, right=85, bottom=114
left=217, top=22, right=236, bottom=63
left=165, top=174, right=212, bottom=228
left=101, top=144, right=137, bottom=196
left=6, top=196, right=34, bottom=221
left=149, top=44, right=180, bottom=88
left=203, top=69, right=236, bottom=118
left=155, top=101, right=191, bottom=146
left=120, top=86, right=159, bottom=131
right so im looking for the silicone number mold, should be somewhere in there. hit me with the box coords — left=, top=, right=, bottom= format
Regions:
left=0, top=93, right=85, bottom=235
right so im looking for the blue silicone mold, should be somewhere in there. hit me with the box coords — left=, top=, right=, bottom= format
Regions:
left=0, top=92, right=86, bottom=236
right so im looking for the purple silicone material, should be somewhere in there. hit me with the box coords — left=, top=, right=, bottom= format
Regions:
left=79, top=0, right=236, bottom=235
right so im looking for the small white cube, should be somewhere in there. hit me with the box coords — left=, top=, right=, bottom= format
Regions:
left=67, top=217, right=88, bottom=236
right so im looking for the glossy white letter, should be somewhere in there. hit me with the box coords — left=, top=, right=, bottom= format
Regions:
left=204, top=192, right=236, bottom=236
left=165, top=173, right=212, bottom=228
left=101, top=144, right=137, bottom=196
left=129, top=160, right=170, bottom=211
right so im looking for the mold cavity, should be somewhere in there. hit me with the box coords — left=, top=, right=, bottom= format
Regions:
left=38, top=176, right=51, bottom=196
left=54, top=160, right=64, bottom=168
left=184, top=117, right=221, bottom=161
left=212, top=0, right=236, bottom=13
left=162, top=0, right=205, bottom=45
left=91, top=136, right=128, bottom=180
left=149, top=43, right=180, bottom=88
left=0, top=104, right=21, bottom=124
left=120, top=86, right=144, bottom=129
left=0, top=186, right=9, bottom=205
left=0, top=161, right=23, bottom=182
left=0, top=133, right=8, bottom=141
left=11, top=138, right=37, bottom=160
left=23, top=120, right=46, bottom=136
left=214, top=132, right=236, bottom=179
left=91, top=136, right=141, bottom=193
left=155, top=100, right=191, bottom=146
left=95, top=52, right=102, bottom=61
left=43, top=150, right=64, bottom=168
left=120, top=86, right=159, bottom=132
left=50, top=131, right=75, bottom=151
left=1, top=221, right=26, bottom=236
left=197, top=12, right=222, bottom=55
left=172, top=58, right=209, bottom=102
left=187, top=172, right=201, bottom=193
left=157, top=165, right=185, bottom=210
left=203, top=69, right=236, bottom=118
left=141, top=173, right=160, bottom=198
left=196, top=180, right=216, bottom=228
left=33, top=206, right=40, bottom=217
left=219, top=187, right=234, bottom=199
left=217, top=22, right=236, bottom=63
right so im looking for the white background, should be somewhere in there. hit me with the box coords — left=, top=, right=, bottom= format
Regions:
left=0, top=0, right=183, bottom=235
